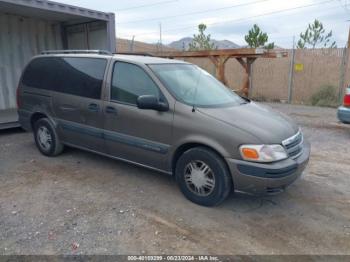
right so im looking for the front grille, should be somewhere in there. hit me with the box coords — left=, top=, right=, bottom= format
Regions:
left=282, top=130, right=303, bottom=159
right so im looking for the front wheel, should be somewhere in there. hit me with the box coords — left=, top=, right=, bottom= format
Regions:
left=175, top=147, right=232, bottom=206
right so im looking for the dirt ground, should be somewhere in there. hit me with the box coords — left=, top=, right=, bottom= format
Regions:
left=0, top=103, right=350, bottom=255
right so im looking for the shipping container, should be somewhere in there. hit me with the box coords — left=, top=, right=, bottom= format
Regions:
left=0, top=0, right=116, bottom=129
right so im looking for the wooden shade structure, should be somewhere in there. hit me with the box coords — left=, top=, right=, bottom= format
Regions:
left=155, top=48, right=288, bottom=97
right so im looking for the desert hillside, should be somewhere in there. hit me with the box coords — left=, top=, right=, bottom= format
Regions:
left=117, top=38, right=176, bottom=53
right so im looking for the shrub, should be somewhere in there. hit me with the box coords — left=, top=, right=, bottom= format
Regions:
left=310, top=85, right=339, bottom=107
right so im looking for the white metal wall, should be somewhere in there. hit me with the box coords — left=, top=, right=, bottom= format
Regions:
left=65, top=21, right=108, bottom=50
left=0, top=12, right=62, bottom=110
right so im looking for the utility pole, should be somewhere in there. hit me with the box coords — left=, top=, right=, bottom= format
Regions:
left=288, top=36, right=296, bottom=104
left=159, top=22, right=163, bottom=53
left=129, top=35, right=135, bottom=53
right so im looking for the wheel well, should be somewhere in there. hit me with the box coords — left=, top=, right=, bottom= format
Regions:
left=172, top=143, right=225, bottom=174
left=30, top=113, right=47, bottom=130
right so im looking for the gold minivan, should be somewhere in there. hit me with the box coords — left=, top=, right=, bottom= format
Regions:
left=18, top=51, right=310, bottom=206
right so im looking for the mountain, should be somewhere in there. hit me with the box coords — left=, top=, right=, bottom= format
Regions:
left=167, top=37, right=193, bottom=50
left=116, top=37, right=241, bottom=53
left=168, top=37, right=240, bottom=50
left=117, top=38, right=176, bottom=53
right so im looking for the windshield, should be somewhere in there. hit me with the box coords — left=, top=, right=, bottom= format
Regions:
left=149, top=64, right=245, bottom=107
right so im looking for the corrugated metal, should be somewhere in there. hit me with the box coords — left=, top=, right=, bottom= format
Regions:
left=0, top=0, right=116, bottom=52
left=65, top=21, right=108, bottom=50
left=0, top=12, right=62, bottom=110
left=0, top=0, right=112, bottom=22
left=0, top=1, right=116, bottom=120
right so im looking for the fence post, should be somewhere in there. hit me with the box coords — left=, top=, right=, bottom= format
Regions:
left=287, top=45, right=296, bottom=104
left=338, top=28, right=350, bottom=103
left=338, top=44, right=350, bottom=104
left=249, top=61, right=254, bottom=98
left=338, top=47, right=348, bottom=103
left=129, top=36, right=135, bottom=52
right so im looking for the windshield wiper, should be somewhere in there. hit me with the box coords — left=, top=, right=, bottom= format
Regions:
left=240, top=96, right=250, bottom=105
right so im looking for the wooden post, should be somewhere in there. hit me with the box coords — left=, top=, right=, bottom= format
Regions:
left=209, top=55, right=230, bottom=85
left=236, top=57, right=256, bottom=97
left=154, top=49, right=287, bottom=97
left=236, top=58, right=248, bottom=96
left=247, top=58, right=256, bottom=97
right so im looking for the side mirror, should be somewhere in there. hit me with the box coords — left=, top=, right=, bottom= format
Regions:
left=137, top=95, right=169, bottom=112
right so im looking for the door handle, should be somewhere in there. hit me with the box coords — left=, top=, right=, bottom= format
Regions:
left=59, top=105, right=77, bottom=112
left=88, top=103, right=99, bottom=112
left=105, top=106, right=117, bottom=115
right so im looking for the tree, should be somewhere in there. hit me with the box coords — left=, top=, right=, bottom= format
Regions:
left=188, top=24, right=216, bottom=51
left=297, top=19, right=336, bottom=49
left=244, top=24, right=274, bottom=49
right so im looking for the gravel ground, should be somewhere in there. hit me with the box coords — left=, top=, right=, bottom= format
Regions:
left=0, top=103, right=349, bottom=255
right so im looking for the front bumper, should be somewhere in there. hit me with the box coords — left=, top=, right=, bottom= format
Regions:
left=226, top=141, right=310, bottom=195
left=337, top=106, right=350, bottom=124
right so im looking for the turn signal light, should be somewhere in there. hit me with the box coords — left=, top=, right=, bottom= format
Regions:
left=241, top=148, right=259, bottom=159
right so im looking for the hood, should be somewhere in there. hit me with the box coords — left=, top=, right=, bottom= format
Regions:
left=197, top=102, right=299, bottom=144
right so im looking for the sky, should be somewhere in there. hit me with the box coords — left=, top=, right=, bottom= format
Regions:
left=58, top=0, right=350, bottom=48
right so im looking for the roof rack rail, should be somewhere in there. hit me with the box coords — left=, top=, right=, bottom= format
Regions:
left=114, top=52, right=154, bottom=57
left=41, top=50, right=112, bottom=55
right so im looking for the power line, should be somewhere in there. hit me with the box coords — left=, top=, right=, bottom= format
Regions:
left=118, top=0, right=269, bottom=24
left=117, top=18, right=344, bottom=51
left=268, top=7, right=347, bottom=40
left=117, top=0, right=178, bottom=12
left=126, top=0, right=336, bottom=38
left=118, top=18, right=349, bottom=49
left=337, top=0, right=350, bottom=13
left=267, top=28, right=348, bottom=48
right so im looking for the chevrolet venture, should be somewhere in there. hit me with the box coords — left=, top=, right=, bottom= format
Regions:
left=17, top=50, right=310, bottom=206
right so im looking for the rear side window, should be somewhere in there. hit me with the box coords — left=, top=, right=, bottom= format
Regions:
left=21, top=57, right=107, bottom=99
left=111, top=62, right=160, bottom=105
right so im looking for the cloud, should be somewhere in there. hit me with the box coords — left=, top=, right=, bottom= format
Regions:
left=57, top=0, right=349, bottom=47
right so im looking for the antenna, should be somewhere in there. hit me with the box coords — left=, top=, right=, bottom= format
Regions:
left=192, top=66, right=203, bottom=112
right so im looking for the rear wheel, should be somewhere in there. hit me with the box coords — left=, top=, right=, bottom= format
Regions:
left=175, top=147, right=232, bottom=206
left=34, top=118, right=64, bottom=156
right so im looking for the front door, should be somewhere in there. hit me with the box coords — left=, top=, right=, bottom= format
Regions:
left=104, top=61, right=174, bottom=171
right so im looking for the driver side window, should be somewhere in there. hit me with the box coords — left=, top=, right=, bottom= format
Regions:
left=111, top=62, right=160, bottom=105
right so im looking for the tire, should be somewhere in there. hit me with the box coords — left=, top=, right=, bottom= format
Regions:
left=33, top=118, right=64, bottom=156
left=175, top=147, right=232, bottom=206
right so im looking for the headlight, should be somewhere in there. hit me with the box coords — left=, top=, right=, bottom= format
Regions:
left=239, top=144, right=288, bottom=163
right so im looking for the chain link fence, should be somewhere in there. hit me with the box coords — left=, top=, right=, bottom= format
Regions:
left=251, top=48, right=349, bottom=107
left=178, top=48, right=349, bottom=107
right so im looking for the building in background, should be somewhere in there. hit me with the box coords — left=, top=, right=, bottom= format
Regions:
left=0, top=0, right=116, bottom=129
